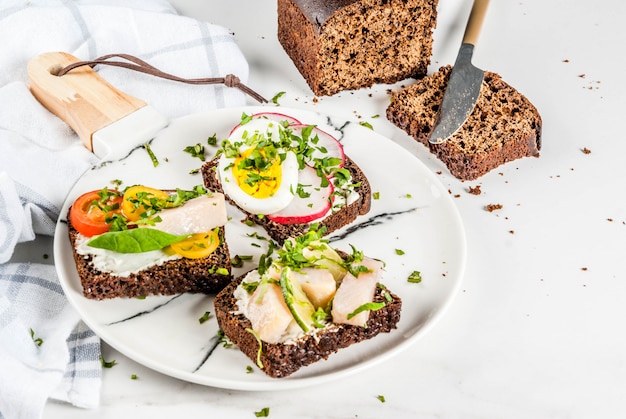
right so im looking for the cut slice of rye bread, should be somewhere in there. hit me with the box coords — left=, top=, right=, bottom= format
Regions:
left=214, top=271, right=402, bottom=378
left=201, top=155, right=372, bottom=245
left=386, top=65, right=542, bottom=180
left=277, top=0, right=438, bottom=96
left=68, top=220, right=232, bottom=300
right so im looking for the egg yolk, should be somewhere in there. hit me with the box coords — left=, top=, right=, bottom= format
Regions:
left=232, top=147, right=283, bottom=199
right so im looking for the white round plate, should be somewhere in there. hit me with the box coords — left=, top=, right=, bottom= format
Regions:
left=54, top=106, right=466, bottom=391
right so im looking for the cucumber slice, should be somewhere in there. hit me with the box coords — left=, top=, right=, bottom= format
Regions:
left=279, top=267, right=315, bottom=332
left=302, top=241, right=347, bottom=282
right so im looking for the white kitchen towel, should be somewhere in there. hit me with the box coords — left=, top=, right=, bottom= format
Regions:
left=0, top=0, right=251, bottom=417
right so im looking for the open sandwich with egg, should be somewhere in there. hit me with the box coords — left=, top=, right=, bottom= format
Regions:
left=67, top=183, right=232, bottom=300
left=201, top=112, right=372, bottom=245
left=214, top=226, right=402, bottom=378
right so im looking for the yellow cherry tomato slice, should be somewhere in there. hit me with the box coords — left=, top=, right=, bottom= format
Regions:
left=170, top=230, right=220, bottom=259
left=122, top=185, right=170, bottom=222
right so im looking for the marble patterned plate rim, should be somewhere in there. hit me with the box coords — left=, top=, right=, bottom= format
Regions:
left=54, top=106, right=466, bottom=391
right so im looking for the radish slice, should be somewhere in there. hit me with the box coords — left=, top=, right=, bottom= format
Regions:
left=228, top=112, right=301, bottom=136
left=288, top=124, right=345, bottom=170
left=268, top=164, right=334, bottom=225
left=251, top=112, right=301, bottom=125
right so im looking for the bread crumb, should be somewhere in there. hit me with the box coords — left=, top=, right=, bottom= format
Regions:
left=582, top=147, right=591, bottom=154
left=468, top=185, right=482, bottom=195
left=509, top=230, right=515, bottom=234
left=581, top=267, right=588, bottom=271
left=485, top=204, right=503, bottom=212
left=578, top=74, right=586, bottom=78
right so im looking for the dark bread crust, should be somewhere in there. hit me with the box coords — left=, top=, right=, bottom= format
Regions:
left=214, top=271, right=402, bottom=378
left=201, top=155, right=371, bottom=245
left=68, top=218, right=232, bottom=300
left=386, top=65, right=542, bottom=180
left=278, top=0, right=438, bottom=96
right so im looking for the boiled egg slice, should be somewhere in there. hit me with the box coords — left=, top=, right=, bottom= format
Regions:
left=218, top=146, right=299, bottom=215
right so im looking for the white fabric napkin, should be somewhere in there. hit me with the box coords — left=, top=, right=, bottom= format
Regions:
left=0, top=0, right=250, bottom=417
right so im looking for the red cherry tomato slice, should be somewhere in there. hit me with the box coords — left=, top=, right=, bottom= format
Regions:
left=69, top=189, right=123, bottom=237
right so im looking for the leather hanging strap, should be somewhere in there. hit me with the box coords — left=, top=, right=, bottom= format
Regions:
left=57, top=53, right=268, bottom=103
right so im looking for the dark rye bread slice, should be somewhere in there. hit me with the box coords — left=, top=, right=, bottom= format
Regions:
left=386, top=65, right=542, bottom=180
left=68, top=219, right=232, bottom=300
left=201, top=155, right=371, bottom=245
left=214, top=271, right=402, bottom=378
left=277, top=0, right=438, bottom=96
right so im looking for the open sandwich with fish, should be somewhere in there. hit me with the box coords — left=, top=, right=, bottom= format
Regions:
left=67, top=182, right=232, bottom=299
left=214, top=226, right=402, bottom=378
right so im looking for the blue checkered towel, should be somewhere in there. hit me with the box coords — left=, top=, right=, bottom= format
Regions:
left=0, top=263, right=101, bottom=417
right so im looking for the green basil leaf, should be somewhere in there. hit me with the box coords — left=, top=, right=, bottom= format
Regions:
left=346, top=301, right=386, bottom=320
left=87, top=228, right=187, bottom=253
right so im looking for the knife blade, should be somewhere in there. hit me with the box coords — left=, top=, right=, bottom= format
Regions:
left=27, top=52, right=169, bottom=160
left=429, top=0, right=490, bottom=144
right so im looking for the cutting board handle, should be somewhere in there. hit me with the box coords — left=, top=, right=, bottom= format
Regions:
left=27, top=52, right=146, bottom=152
left=463, top=0, right=490, bottom=46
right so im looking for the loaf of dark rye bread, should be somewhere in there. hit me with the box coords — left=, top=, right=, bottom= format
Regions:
left=68, top=219, right=232, bottom=300
left=201, top=155, right=372, bottom=245
left=278, top=0, right=438, bottom=96
left=214, top=270, right=402, bottom=378
left=386, top=65, right=542, bottom=180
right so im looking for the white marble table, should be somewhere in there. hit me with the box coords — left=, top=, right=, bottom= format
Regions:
left=36, top=0, right=626, bottom=417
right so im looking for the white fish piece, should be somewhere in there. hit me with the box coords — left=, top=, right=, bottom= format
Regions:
left=247, top=283, right=294, bottom=344
left=151, top=193, right=227, bottom=236
left=331, top=257, right=383, bottom=327
left=289, top=267, right=336, bottom=310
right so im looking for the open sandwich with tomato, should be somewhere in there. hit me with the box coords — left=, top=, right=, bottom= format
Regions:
left=214, top=226, right=402, bottom=378
left=67, top=183, right=232, bottom=300
left=201, top=112, right=372, bottom=245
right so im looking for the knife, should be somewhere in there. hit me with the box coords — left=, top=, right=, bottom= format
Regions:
left=429, top=0, right=490, bottom=144
left=27, top=52, right=169, bottom=161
